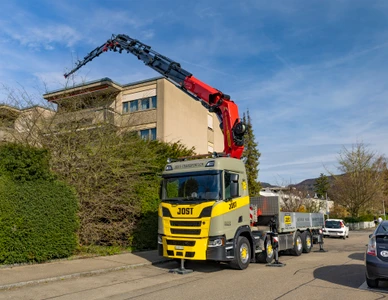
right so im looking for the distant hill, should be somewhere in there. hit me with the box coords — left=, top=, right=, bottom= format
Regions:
left=260, top=182, right=273, bottom=188
left=291, top=176, right=336, bottom=195
left=292, top=178, right=317, bottom=194
left=260, top=175, right=336, bottom=195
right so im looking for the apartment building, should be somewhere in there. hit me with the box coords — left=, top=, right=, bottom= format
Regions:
left=0, top=104, right=54, bottom=144
left=42, top=77, right=224, bottom=154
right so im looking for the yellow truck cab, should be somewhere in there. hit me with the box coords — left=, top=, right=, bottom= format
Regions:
left=157, top=155, right=254, bottom=270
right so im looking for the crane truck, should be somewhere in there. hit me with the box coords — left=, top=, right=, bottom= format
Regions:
left=64, top=34, right=325, bottom=271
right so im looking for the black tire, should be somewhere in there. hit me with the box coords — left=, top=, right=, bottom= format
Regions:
left=256, top=238, right=274, bottom=263
left=366, top=275, right=378, bottom=288
left=301, top=231, right=312, bottom=253
left=291, top=232, right=303, bottom=256
left=229, top=236, right=251, bottom=270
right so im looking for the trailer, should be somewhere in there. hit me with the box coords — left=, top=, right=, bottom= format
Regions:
left=250, top=196, right=325, bottom=263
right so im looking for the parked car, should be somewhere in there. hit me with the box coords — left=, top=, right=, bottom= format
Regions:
left=322, top=219, right=349, bottom=239
left=365, top=220, right=388, bottom=288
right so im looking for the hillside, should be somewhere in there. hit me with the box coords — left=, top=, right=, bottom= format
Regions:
left=261, top=175, right=336, bottom=195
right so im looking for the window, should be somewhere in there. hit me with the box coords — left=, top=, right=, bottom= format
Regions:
left=130, top=100, right=138, bottom=112
left=123, top=101, right=139, bottom=113
left=150, top=128, right=156, bottom=140
left=208, top=114, right=213, bottom=130
left=123, top=102, right=129, bottom=113
left=151, top=96, right=157, bottom=108
left=141, top=98, right=150, bottom=110
left=163, top=173, right=221, bottom=200
left=141, top=96, right=157, bottom=110
left=140, top=129, right=149, bottom=140
left=140, top=128, right=157, bottom=140
left=123, top=96, right=157, bottom=113
left=324, top=220, right=342, bottom=229
left=224, top=172, right=231, bottom=199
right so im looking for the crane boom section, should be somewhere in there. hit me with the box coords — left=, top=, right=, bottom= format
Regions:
left=64, top=34, right=245, bottom=158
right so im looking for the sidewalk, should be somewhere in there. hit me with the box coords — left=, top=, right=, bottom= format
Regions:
left=0, top=250, right=169, bottom=290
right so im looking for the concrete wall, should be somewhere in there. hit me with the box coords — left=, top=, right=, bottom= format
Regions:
left=159, top=79, right=223, bottom=154
left=348, top=221, right=375, bottom=230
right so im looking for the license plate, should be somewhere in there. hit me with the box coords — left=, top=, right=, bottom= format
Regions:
left=175, top=246, right=184, bottom=250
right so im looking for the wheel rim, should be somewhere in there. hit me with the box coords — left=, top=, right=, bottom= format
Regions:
left=240, top=243, right=249, bottom=264
left=297, top=236, right=303, bottom=252
left=267, top=243, right=273, bottom=257
left=306, top=236, right=311, bottom=248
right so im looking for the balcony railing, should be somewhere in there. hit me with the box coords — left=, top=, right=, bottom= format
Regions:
left=48, top=107, right=120, bottom=131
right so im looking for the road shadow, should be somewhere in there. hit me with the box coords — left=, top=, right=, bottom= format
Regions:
left=348, top=252, right=365, bottom=261
left=131, top=250, right=233, bottom=273
left=314, top=264, right=365, bottom=288
left=156, top=259, right=230, bottom=273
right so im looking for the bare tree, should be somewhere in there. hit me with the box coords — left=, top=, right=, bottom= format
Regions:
left=280, top=186, right=304, bottom=212
left=329, top=142, right=387, bottom=217
left=0, top=84, right=194, bottom=248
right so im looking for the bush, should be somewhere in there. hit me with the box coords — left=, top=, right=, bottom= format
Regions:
left=130, top=211, right=159, bottom=251
left=0, top=144, right=79, bottom=264
left=0, top=143, right=53, bottom=182
left=46, top=130, right=194, bottom=249
left=0, top=177, right=79, bottom=264
left=344, top=214, right=375, bottom=223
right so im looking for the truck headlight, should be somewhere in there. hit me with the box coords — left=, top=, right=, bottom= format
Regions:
left=208, top=236, right=225, bottom=247
left=158, top=234, right=163, bottom=244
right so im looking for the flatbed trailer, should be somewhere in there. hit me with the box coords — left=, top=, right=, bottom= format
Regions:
left=250, top=196, right=325, bottom=262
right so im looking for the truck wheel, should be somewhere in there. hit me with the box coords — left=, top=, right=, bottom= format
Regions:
left=291, top=232, right=303, bottom=256
left=230, top=236, right=251, bottom=270
left=301, top=231, right=312, bottom=253
left=256, top=238, right=274, bottom=263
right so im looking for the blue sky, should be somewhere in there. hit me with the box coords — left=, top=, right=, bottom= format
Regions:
left=1, top=0, right=387, bottom=185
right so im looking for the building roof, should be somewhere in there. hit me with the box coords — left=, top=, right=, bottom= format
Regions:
left=43, top=76, right=164, bottom=104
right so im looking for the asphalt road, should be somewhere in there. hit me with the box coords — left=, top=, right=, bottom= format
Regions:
left=2, top=229, right=388, bottom=300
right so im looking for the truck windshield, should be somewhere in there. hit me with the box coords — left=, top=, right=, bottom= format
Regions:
left=162, top=172, right=221, bottom=202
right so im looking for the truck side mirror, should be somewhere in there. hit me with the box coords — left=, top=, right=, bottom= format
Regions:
left=230, top=174, right=239, bottom=198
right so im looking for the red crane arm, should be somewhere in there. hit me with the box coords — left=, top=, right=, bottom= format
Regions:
left=64, top=34, right=245, bottom=158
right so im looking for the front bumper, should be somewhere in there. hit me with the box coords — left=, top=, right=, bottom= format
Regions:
left=158, top=236, right=231, bottom=262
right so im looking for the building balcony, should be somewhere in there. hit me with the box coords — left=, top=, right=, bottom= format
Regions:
left=48, top=107, right=121, bottom=131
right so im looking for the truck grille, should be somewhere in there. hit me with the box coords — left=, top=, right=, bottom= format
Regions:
left=171, top=228, right=201, bottom=235
left=166, top=250, right=195, bottom=258
left=170, top=221, right=202, bottom=227
left=166, top=240, right=196, bottom=246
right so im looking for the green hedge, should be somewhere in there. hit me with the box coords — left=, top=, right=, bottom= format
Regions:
left=0, top=143, right=53, bottom=182
left=344, top=215, right=375, bottom=223
left=0, top=143, right=79, bottom=264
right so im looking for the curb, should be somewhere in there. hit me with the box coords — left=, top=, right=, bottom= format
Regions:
left=0, top=259, right=169, bottom=291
